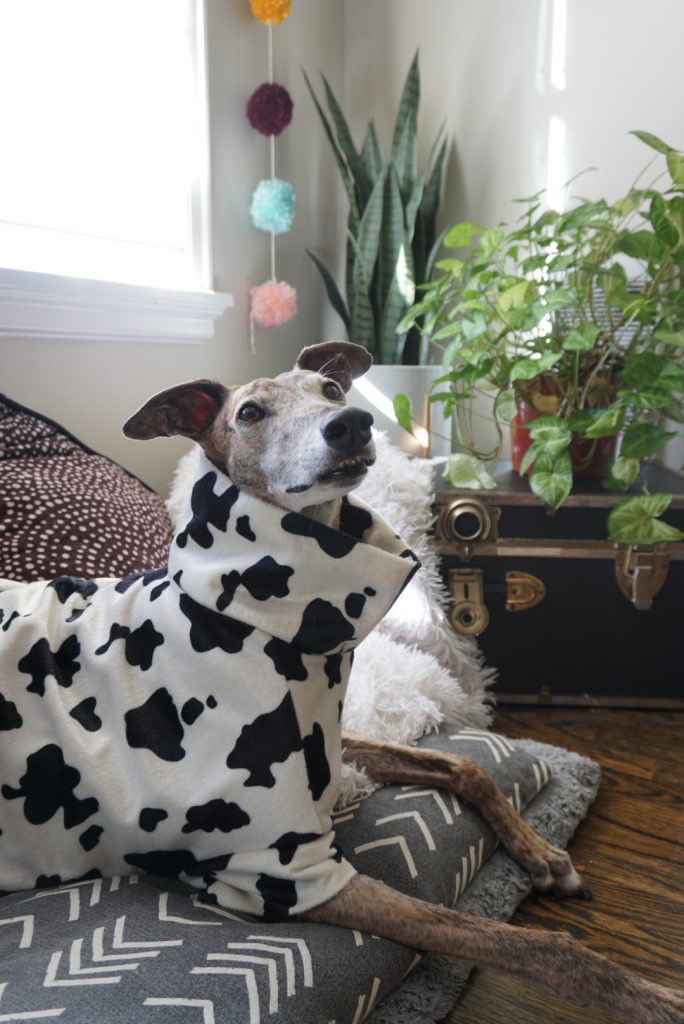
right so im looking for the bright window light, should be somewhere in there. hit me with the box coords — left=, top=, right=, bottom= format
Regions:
left=0, top=0, right=210, bottom=291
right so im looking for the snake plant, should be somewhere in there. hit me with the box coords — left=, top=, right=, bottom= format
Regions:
left=304, top=53, right=447, bottom=364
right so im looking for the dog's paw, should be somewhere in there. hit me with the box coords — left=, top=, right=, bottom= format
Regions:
left=529, top=845, right=591, bottom=899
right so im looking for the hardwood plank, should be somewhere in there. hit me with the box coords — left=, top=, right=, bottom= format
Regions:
left=440, top=708, right=684, bottom=1023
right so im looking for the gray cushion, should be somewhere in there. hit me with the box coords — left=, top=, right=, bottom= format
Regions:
left=0, top=728, right=549, bottom=1022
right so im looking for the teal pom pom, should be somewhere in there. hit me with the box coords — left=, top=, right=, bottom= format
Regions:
left=250, top=178, right=295, bottom=234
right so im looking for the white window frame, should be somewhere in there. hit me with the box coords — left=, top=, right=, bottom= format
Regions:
left=0, top=0, right=231, bottom=343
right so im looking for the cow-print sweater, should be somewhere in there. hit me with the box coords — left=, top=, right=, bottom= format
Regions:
left=0, top=454, right=418, bottom=919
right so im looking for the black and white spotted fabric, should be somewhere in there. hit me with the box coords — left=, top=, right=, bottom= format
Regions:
left=0, top=728, right=559, bottom=1024
left=0, top=453, right=418, bottom=919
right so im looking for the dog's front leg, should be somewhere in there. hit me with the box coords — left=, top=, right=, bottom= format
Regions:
left=304, top=875, right=684, bottom=1024
left=341, top=732, right=586, bottom=897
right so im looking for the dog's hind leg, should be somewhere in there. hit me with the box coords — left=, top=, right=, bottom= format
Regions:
left=341, top=732, right=587, bottom=897
left=304, top=875, right=684, bottom=1024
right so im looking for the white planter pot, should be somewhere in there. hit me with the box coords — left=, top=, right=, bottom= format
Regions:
left=349, top=364, right=452, bottom=458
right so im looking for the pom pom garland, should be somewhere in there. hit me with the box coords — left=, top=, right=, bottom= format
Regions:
left=250, top=178, right=295, bottom=234
left=246, top=0, right=297, bottom=342
left=246, top=82, right=294, bottom=136
left=250, top=279, right=298, bottom=327
left=248, top=0, right=291, bottom=25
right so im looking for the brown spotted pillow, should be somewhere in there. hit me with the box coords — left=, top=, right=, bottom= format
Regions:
left=0, top=393, right=173, bottom=582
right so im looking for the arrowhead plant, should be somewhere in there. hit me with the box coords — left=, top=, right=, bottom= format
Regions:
left=399, top=130, right=684, bottom=543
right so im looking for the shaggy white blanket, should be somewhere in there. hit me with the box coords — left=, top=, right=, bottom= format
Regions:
left=167, top=435, right=495, bottom=803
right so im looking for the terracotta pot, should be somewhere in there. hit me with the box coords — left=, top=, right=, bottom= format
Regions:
left=511, top=400, right=617, bottom=478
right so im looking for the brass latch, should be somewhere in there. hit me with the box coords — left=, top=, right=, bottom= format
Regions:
left=505, top=571, right=547, bottom=612
left=449, top=568, right=489, bottom=635
left=440, top=497, right=500, bottom=561
left=615, top=547, right=670, bottom=610
left=449, top=568, right=546, bottom=635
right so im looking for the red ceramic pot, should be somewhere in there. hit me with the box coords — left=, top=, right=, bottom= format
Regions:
left=511, top=400, right=617, bottom=478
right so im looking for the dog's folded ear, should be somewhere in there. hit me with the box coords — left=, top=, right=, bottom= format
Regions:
left=123, top=380, right=228, bottom=440
left=295, top=342, right=372, bottom=393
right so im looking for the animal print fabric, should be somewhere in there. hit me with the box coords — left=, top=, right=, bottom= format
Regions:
left=0, top=393, right=173, bottom=582
left=0, top=453, right=418, bottom=919
left=0, top=729, right=555, bottom=1024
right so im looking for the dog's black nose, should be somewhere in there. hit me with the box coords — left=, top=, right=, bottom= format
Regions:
left=321, top=407, right=374, bottom=453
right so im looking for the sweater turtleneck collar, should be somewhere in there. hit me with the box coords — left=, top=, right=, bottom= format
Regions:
left=167, top=453, right=419, bottom=654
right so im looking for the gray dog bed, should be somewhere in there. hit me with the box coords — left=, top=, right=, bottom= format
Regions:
left=0, top=731, right=599, bottom=1023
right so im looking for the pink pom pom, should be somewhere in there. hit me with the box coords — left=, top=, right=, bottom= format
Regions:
left=250, top=280, right=298, bottom=328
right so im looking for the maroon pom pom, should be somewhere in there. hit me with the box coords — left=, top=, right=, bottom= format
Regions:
left=246, top=82, right=294, bottom=137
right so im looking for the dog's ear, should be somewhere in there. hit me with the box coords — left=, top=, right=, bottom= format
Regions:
left=123, top=380, right=228, bottom=440
left=295, top=342, right=372, bottom=393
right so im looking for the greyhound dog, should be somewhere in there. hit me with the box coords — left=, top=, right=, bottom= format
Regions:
left=0, top=341, right=681, bottom=1023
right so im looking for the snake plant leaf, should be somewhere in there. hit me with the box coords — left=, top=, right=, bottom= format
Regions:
left=390, top=50, right=419, bottom=198
left=355, top=173, right=385, bottom=288
left=306, top=249, right=351, bottom=332
left=420, top=132, right=448, bottom=228
left=361, top=120, right=384, bottom=181
left=319, top=73, right=373, bottom=205
left=382, top=232, right=415, bottom=363
left=302, top=69, right=360, bottom=224
left=347, top=230, right=376, bottom=350
left=378, top=168, right=406, bottom=308
left=608, top=493, right=684, bottom=544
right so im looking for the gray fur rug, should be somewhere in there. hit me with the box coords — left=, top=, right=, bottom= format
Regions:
left=368, top=738, right=602, bottom=1023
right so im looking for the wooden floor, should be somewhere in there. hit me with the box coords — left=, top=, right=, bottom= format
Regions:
left=442, top=706, right=684, bottom=1023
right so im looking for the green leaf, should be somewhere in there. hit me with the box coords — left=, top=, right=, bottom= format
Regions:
left=654, top=329, right=684, bottom=348
left=604, top=456, right=640, bottom=491
left=442, top=453, right=497, bottom=491
left=615, top=229, right=659, bottom=261
left=528, top=416, right=573, bottom=458
left=650, top=193, right=679, bottom=246
left=435, top=257, right=464, bottom=276
left=494, top=389, right=517, bottom=425
left=607, top=493, right=684, bottom=544
left=630, top=129, right=674, bottom=155
left=360, top=121, right=384, bottom=181
left=498, top=281, right=530, bottom=313
left=303, top=69, right=360, bottom=223
left=667, top=150, right=684, bottom=186
left=618, top=387, right=674, bottom=410
left=390, top=50, right=420, bottom=192
left=393, top=392, right=415, bottom=435
left=562, top=322, right=600, bottom=352
left=306, top=249, right=351, bottom=332
left=620, top=422, right=677, bottom=459
left=444, top=222, right=485, bottom=249
left=321, top=74, right=373, bottom=203
left=583, top=404, right=626, bottom=438
left=529, top=453, right=573, bottom=510
left=621, top=352, right=684, bottom=391
left=355, top=172, right=385, bottom=284
left=510, top=351, right=562, bottom=382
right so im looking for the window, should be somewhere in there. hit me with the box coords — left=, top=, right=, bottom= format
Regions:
left=0, top=0, right=231, bottom=342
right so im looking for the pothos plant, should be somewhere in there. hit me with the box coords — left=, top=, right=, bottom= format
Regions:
left=397, top=130, right=684, bottom=545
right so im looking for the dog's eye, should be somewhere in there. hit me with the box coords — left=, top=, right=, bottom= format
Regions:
left=237, top=403, right=263, bottom=424
left=323, top=380, right=342, bottom=401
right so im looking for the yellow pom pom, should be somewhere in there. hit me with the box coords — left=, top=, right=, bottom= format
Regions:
left=248, top=0, right=291, bottom=25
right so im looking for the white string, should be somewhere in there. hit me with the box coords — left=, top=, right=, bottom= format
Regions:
left=268, top=21, right=276, bottom=282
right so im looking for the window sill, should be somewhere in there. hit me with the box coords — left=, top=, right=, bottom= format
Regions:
left=0, top=268, right=233, bottom=344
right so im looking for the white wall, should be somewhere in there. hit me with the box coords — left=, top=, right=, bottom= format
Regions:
left=339, top=0, right=684, bottom=465
left=0, top=0, right=344, bottom=494
left=3, top=1, right=682, bottom=490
